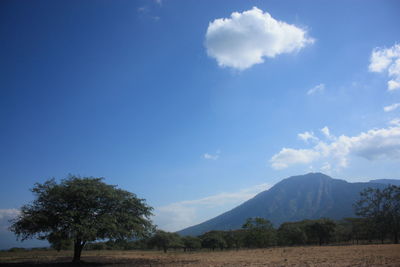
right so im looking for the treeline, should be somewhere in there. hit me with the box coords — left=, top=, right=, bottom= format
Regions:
left=79, top=216, right=395, bottom=253
left=4, top=215, right=394, bottom=253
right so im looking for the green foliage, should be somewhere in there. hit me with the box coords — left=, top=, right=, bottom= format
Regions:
left=10, top=176, right=153, bottom=261
left=242, top=218, right=276, bottom=248
left=48, top=232, right=73, bottom=251
left=305, top=218, right=336, bottom=245
left=182, top=236, right=201, bottom=251
left=354, top=185, right=400, bottom=243
left=277, top=222, right=307, bottom=246
left=147, top=230, right=183, bottom=253
left=200, top=231, right=226, bottom=251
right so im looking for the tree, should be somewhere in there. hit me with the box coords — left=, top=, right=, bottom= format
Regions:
left=242, top=217, right=276, bottom=248
left=200, top=231, right=226, bottom=251
left=277, top=222, right=307, bottom=246
left=305, top=219, right=336, bottom=246
left=182, top=236, right=201, bottom=252
left=147, top=230, right=183, bottom=253
left=10, top=176, right=153, bottom=262
left=354, top=185, right=400, bottom=244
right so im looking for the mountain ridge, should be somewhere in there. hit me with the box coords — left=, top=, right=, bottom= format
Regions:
left=178, top=173, right=395, bottom=236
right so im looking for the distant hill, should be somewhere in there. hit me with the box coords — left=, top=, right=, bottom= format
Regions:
left=178, top=173, right=390, bottom=236
left=369, top=179, right=400, bottom=186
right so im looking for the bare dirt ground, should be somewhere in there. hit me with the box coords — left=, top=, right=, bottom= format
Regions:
left=1, top=244, right=400, bottom=267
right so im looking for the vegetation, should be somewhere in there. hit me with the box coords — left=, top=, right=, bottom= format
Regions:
left=147, top=230, right=183, bottom=253
left=8, top=176, right=400, bottom=260
left=354, top=185, right=400, bottom=244
left=9, top=176, right=154, bottom=262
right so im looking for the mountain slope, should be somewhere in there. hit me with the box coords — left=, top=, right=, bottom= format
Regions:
left=178, top=173, right=388, bottom=236
left=369, top=179, right=400, bottom=186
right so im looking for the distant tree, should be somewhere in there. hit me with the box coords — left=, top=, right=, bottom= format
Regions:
left=342, top=218, right=374, bottom=244
left=305, top=218, right=336, bottom=246
left=354, top=185, right=400, bottom=244
left=305, top=219, right=336, bottom=246
left=10, top=176, right=153, bottom=262
left=182, top=236, right=201, bottom=252
left=277, top=222, right=307, bottom=246
left=333, top=220, right=352, bottom=244
left=148, top=230, right=183, bottom=253
left=242, top=217, right=276, bottom=248
left=200, top=231, right=226, bottom=251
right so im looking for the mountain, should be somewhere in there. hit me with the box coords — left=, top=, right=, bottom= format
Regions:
left=369, top=179, right=400, bottom=186
left=178, top=173, right=390, bottom=236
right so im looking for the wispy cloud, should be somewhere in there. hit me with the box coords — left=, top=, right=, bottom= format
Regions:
left=153, top=183, right=271, bottom=232
left=307, top=83, right=325, bottom=95
left=137, top=6, right=147, bottom=13
left=270, top=124, right=400, bottom=170
left=203, top=150, right=221, bottom=160
left=321, top=126, right=334, bottom=140
left=369, top=44, right=400, bottom=91
left=205, top=7, right=314, bottom=70
left=390, top=118, right=400, bottom=126
left=298, top=131, right=318, bottom=143
left=0, top=209, right=19, bottom=231
left=384, top=103, right=400, bottom=112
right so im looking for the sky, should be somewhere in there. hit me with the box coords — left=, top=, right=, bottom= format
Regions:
left=1, top=0, right=400, bottom=249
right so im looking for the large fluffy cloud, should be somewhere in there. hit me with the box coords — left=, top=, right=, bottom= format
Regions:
left=270, top=125, right=400, bottom=170
left=369, top=44, right=400, bottom=91
left=205, top=7, right=314, bottom=70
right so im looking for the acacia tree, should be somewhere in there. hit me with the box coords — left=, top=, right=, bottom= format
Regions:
left=147, top=230, right=183, bottom=253
left=10, top=176, right=153, bottom=262
left=242, top=217, right=276, bottom=248
left=354, top=185, right=400, bottom=244
left=305, top=219, right=336, bottom=246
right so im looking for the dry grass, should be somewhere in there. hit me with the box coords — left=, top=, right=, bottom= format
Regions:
left=1, top=244, right=400, bottom=266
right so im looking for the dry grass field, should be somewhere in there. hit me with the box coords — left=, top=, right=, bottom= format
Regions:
left=1, top=244, right=400, bottom=266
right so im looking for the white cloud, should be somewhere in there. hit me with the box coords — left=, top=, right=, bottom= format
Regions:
left=155, top=0, right=162, bottom=6
left=321, top=162, right=331, bottom=173
left=388, top=80, right=400, bottom=90
left=153, top=183, right=271, bottom=232
left=369, top=44, right=400, bottom=91
left=137, top=6, right=147, bottom=13
left=270, top=148, right=320, bottom=170
left=205, top=7, right=314, bottom=70
left=321, top=126, right=334, bottom=140
left=307, top=83, right=325, bottom=95
left=384, top=103, right=400, bottom=112
left=203, top=150, right=221, bottom=160
left=270, top=125, right=400, bottom=170
left=390, top=118, right=400, bottom=126
left=0, top=209, right=19, bottom=231
left=298, top=131, right=318, bottom=143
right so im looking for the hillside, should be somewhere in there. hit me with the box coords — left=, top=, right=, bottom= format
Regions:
left=178, top=173, right=391, bottom=236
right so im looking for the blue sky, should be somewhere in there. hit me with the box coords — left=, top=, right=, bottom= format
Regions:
left=1, top=0, right=400, bottom=248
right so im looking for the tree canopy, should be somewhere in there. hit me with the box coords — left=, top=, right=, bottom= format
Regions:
left=147, top=230, right=183, bottom=253
left=354, top=185, right=400, bottom=244
left=10, top=176, right=153, bottom=262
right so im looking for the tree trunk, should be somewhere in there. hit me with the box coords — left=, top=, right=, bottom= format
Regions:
left=394, top=232, right=399, bottom=244
left=73, top=239, right=85, bottom=262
